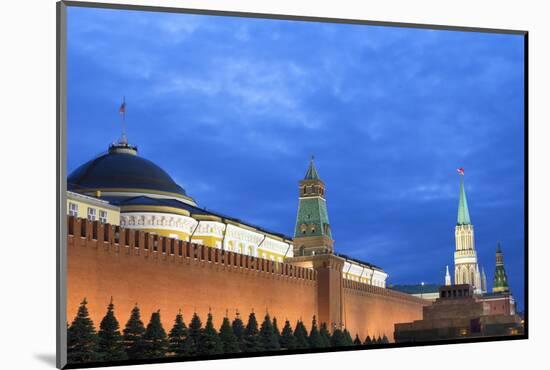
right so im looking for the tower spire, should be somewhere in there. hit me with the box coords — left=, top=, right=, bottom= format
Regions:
left=481, top=267, right=487, bottom=293
left=445, top=265, right=451, bottom=286
left=457, top=170, right=471, bottom=225
left=304, top=155, right=321, bottom=180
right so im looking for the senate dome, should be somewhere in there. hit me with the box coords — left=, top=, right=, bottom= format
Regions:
left=67, top=141, right=196, bottom=206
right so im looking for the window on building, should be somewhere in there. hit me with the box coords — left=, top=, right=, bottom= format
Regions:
left=99, top=210, right=107, bottom=224
left=87, top=207, right=96, bottom=221
left=68, top=202, right=78, bottom=217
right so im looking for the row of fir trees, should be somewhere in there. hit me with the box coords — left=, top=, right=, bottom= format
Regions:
left=67, top=298, right=390, bottom=364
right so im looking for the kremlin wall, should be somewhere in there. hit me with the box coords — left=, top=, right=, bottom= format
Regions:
left=66, top=216, right=426, bottom=341
left=66, top=139, right=429, bottom=342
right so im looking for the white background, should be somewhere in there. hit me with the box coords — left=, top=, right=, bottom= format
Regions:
left=0, top=0, right=546, bottom=368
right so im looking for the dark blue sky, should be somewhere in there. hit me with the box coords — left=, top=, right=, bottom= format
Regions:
left=67, top=7, right=525, bottom=309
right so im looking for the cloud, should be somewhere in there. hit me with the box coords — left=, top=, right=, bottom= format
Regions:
left=395, top=184, right=455, bottom=202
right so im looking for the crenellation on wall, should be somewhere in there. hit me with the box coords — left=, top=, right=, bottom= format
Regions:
left=67, top=216, right=317, bottom=282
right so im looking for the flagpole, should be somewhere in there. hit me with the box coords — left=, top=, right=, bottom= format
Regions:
left=120, top=96, right=126, bottom=144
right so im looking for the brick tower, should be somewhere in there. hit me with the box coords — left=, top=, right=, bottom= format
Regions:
left=288, top=157, right=344, bottom=330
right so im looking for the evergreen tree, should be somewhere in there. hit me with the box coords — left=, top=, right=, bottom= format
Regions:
left=67, top=298, right=99, bottom=364
left=219, top=316, right=240, bottom=354
left=353, top=334, right=362, bottom=345
left=376, top=335, right=383, bottom=344
left=343, top=329, right=354, bottom=346
left=97, top=299, right=127, bottom=362
left=382, top=334, right=389, bottom=344
left=308, top=316, right=323, bottom=349
left=243, top=312, right=263, bottom=352
left=168, top=311, right=188, bottom=357
left=181, top=334, right=195, bottom=356
left=197, top=312, right=223, bottom=356
left=319, top=323, right=331, bottom=348
left=363, top=335, right=372, bottom=345
left=272, top=317, right=281, bottom=346
left=259, top=314, right=280, bottom=351
left=293, top=321, right=309, bottom=349
left=123, top=305, right=146, bottom=360
left=232, top=313, right=246, bottom=351
left=280, top=320, right=297, bottom=350
left=142, top=310, right=169, bottom=359
left=330, top=329, right=347, bottom=348
left=185, top=312, right=202, bottom=356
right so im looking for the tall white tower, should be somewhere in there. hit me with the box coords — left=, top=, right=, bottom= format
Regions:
left=445, top=265, right=451, bottom=286
left=454, top=169, right=482, bottom=294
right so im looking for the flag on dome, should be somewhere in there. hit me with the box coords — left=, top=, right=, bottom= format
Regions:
left=119, top=97, right=126, bottom=114
left=457, top=167, right=465, bottom=176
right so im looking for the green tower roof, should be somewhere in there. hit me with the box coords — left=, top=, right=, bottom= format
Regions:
left=457, top=176, right=472, bottom=225
left=304, top=157, right=321, bottom=180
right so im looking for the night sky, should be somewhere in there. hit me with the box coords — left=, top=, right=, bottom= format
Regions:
left=66, top=7, right=525, bottom=310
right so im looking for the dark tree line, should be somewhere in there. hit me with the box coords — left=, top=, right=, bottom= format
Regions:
left=67, top=298, right=390, bottom=364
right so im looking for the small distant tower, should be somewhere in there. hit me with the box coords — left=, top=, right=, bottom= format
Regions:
left=293, top=157, right=334, bottom=256
left=445, top=265, right=451, bottom=286
left=493, top=242, right=510, bottom=294
left=453, top=169, right=483, bottom=294
left=481, top=267, right=488, bottom=294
